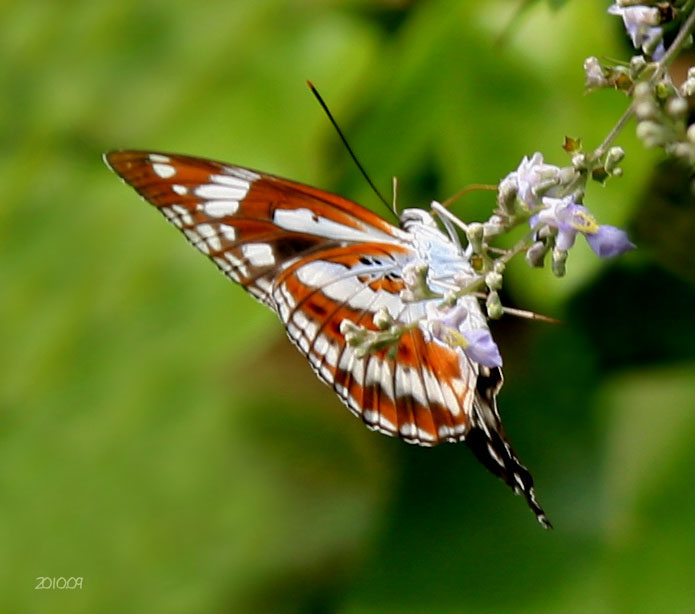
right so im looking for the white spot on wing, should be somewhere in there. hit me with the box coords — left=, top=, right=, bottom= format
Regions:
left=274, top=207, right=394, bottom=243
left=148, top=154, right=170, bottom=163
left=213, top=256, right=231, bottom=272
left=296, top=261, right=404, bottom=318
left=171, top=204, right=193, bottom=226
left=421, top=367, right=446, bottom=409
left=256, top=278, right=272, bottom=293
left=195, top=184, right=247, bottom=200
left=183, top=228, right=201, bottom=243
left=441, top=382, right=461, bottom=416
left=379, top=360, right=395, bottom=401
left=313, top=335, right=329, bottom=360
left=225, top=252, right=249, bottom=277
left=172, top=184, right=187, bottom=195
left=417, top=428, right=435, bottom=443
left=202, top=200, right=239, bottom=217
left=395, top=364, right=427, bottom=407
left=379, top=414, right=397, bottom=433
left=210, top=174, right=252, bottom=189
left=152, top=163, right=176, bottom=178
left=220, top=168, right=260, bottom=182
left=363, top=410, right=378, bottom=424
left=242, top=243, right=275, bottom=267
left=196, top=224, right=216, bottom=239
left=400, top=422, right=416, bottom=437
left=219, top=224, right=236, bottom=242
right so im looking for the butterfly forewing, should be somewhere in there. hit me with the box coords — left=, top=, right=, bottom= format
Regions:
left=104, top=150, right=407, bottom=304
left=105, top=149, right=550, bottom=527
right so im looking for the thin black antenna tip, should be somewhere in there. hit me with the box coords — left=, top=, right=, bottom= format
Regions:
left=307, top=81, right=394, bottom=217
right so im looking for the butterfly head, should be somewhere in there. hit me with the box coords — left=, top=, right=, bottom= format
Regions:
left=399, top=208, right=439, bottom=231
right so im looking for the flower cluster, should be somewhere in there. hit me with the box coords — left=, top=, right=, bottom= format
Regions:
left=498, top=153, right=635, bottom=275
left=529, top=196, right=635, bottom=258
left=341, top=4, right=695, bottom=374
left=633, top=75, right=695, bottom=165
left=608, top=2, right=666, bottom=60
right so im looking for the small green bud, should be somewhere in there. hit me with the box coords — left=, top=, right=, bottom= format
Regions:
left=373, top=307, right=393, bottom=331
left=655, top=80, right=673, bottom=101
left=466, top=223, right=484, bottom=254
left=605, top=146, right=625, bottom=174
left=551, top=248, right=567, bottom=277
left=486, top=291, right=503, bottom=320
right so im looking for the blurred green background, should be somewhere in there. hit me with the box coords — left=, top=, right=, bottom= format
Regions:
left=1, top=1, right=693, bottom=612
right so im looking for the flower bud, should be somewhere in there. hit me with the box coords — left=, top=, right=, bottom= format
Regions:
left=634, top=100, right=657, bottom=121
left=655, top=80, right=675, bottom=102
left=497, top=176, right=518, bottom=214
left=551, top=248, right=567, bottom=277
left=571, top=153, right=587, bottom=170
left=629, top=55, right=647, bottom=76
left=486, top=291, right=503, bottom=320
left=636, top=120, right=665, bottom=148
left=525, top=241, right=549, bottom=268
left=466, top=223, right=484, bottom=254
left=584, top=56, right=608, bottom=89
left=666, top=97, right=688, bottom=120
left=605, top=146, right=625, bottom=174
left=687, top=124, right=695, bottom=144
left=633, top=82, right=652, bottom=99
left=485, top=271, right=503, bottom=291
left=373, top=307, right=393, bottom=330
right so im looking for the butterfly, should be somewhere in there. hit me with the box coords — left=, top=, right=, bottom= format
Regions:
left=104, top=150, right=551, bottom=528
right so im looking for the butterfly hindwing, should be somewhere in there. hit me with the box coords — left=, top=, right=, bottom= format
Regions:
left=274, top=243, right=480, bottom=445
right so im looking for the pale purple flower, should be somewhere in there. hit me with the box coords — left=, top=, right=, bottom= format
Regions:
left=585, top=224, right=636, bottom=257
left=584, top=56, right=608, bottom=90
left=530, top=195, right=635, bottom=258
left=461, top=329, right=503, bottom=368
left=608, top=4, right=665, bottom=60
left=421, top=303, right=502, bottom=368
left=425, top=303, right=468, bottom=339
left=513, top=153, right=562, bottom=207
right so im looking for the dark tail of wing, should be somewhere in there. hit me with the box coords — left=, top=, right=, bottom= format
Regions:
left=466, top=367, right=552, bottom=529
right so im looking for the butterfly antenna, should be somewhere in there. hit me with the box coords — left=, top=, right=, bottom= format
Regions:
left=307, top=81, right=393, bottom=217
left=441, top=183, right=497, bottom=209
